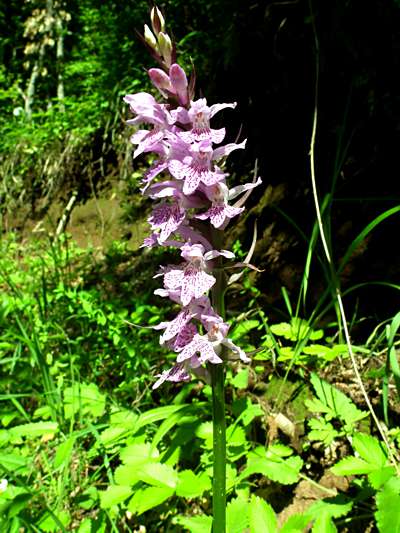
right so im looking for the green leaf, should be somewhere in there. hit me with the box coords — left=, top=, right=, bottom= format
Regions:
left=231, top=369, right=249, bottom=389
left=312, top=515, right=337, bottom=533
left=9, top=422, right=58, bottom=440
left=307, top=497, right=353, bottom=521
left=99, top=485, right=132, bottom=509
left=114, top=463, right=142, bottom=486
left=54, top=436, right=75, bottom=469
left=226, top=497, right=250, bottom=533
left=280, top=513, right=311, bottom=533
left=196, top=421, right=213, bottom=448
left=37, top=510, right=70, bottom=532
left=64, top=383, right=105, bottom=419
left=375, top=477, right=400, bottom=533
left=230, top=320, right=260, bottom=341
left=173, top=514, right=212, bottom=533
left=352, top=433, right=387, bottom=467
left=331, top=456, right=376, bottom=476
left=241, top=446, right=303, bottom=485
left=119, top=443, right=159, bottom=464
left=128, top=486, right=174, bottom=515
left=249, top=495, right=277, bottom=533
left=176, top=470, right=211, bottom=498
left=308, top=418, right=340, bottom=445
left=0, top=453, right=29, bottom=471
left=138, top=462, right=178, bottom=489
left=307, top=373, right=367, bottom=426
left=368, top=466, right=396, bottom=490
left=77, top=518, right=93, bottom=533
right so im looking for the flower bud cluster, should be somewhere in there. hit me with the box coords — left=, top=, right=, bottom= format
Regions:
left=125, top=10, right=261, bottom=388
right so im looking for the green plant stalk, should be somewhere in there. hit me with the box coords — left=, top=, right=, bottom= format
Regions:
left=211, top=362, right=226, bottom=533
left=210, top=228, right=227, bottom=533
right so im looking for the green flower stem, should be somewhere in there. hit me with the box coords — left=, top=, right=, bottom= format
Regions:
left=211, top=362, right=226, bottom=533
left=210, top=227, right=227, bottom=533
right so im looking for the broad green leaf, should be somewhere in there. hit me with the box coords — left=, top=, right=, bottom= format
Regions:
left=0, top=453, right=29, bottom=471
left=99, top=485, right=132, bottom=509
left=307, top=497, right=353, bottom=520
left=37, top=510, right=70, bottom=532
left=135, top=405, right=192, bottom=432
left=173, top=514, right=212, bottom=533
left=280, top=513, right=311, bottom=532
left=138, top=462, right=178, bottom=488
left=119, top=443, right=159, bottom=464
left=312, top=515, right=337, bottom=533
left=196, top=421, right=213, bottom=448
left=241, top=447, right=303, bottom=485
left=151, top=405, right=195, bottom=449
left=114, top=463, right=142, bottom=486
left=64, top=383, right=105, bottom=419
left=78, top=518, right=92, bottom=533
left=226, top=425, right=247, bottom=447
left=240, top=403, right=264, bottom=426
left=308, top=418, right=340, bottom=445
left=307, top=373, right=367, bottom=426
left=128, top=486, right=174, bottom=515
left=54, top=436, right=75, bottom=469
left=249, top=495, right=276, bottom=533
left=226, top=497, right=250, bottom=533
left=9, top=422, right=58, bottom=440
left=368, top=466, right=396, bottom=490
left=176, top=470, right=211, bottom=498
left=231, top=368, right=249, bottom=389
left=331, top=456, right=376, bottom=476
left=230, top=320, right=260, bottom=341
left=352, top=433, right=387, bottom=467
left=375, top=477, right=400, bottom=533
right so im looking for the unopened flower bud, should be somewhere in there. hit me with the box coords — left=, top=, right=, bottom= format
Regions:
left=169, top=64, right=188, bottom=106
left=151, top=6, right=165, bottom=36
left=148, top=68, right=175, bottom=97
left=158, top=32, right=172, bottom=67
left=144, top=24, right=158, bottom=51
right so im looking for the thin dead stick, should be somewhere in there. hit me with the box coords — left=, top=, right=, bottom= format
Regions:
left=55, top=190, right=78, bottom=238
left=308, top=0, right=399, bottom=472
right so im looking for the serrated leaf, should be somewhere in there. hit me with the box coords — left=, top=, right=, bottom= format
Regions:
left=280, top=513, right=310, bottom=532
left=312, top=515, right=337, bottom=533
left=241, top=448, right=303, bottom=485
left=241, top=403, right=264, bottom=426
left=249, top=495, right=276, bottom=533
left=307, top=497, right=353, bottom=520
left=375, top=477, right=400, bottom=532
left=331, top=456, right=376, bottom=476
left=227, top=425, right=247, bottom=447
left=308, top=418, right=340, bottom=445
left=138, top=462, right=178, bottom=488
left=176, top=470, right=211, bottom=498
left=368, top=466, right=396, bottom=490
left=352, top=433, right=387, bottom=467
left=99, top=485, right=132, bottom=509
left=173, top=514, right=212, bottom=533
left=227, top=497, right=250, bottom=533
left=128, top=486, right=174, bottom=515
left=308, top=373, right=367, bottom=426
